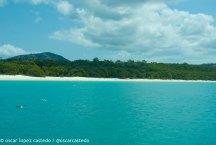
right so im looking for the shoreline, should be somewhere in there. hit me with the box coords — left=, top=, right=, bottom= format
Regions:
left=0, top=75, right=215, bottom=83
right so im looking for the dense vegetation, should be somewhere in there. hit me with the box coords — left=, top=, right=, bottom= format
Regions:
left=0, top=52, right=216, bottom=80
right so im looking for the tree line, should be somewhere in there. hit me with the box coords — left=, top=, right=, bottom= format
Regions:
left=0, top=58, right=216, bottom=80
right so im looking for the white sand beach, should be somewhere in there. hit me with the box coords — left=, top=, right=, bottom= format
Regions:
left=0, top=75, right=215, bottom=82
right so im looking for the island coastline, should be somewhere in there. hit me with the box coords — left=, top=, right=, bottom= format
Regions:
left=0, top=75, right=215, bottom=83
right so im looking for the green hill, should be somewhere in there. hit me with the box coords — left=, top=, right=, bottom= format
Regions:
left=7, top=52, right=69, bottom=62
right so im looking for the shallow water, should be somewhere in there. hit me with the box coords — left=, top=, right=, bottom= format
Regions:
left=0, top=81, right=216, bottom=145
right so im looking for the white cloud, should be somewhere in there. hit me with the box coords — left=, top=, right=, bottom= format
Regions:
left=2, top=0, right=216, bottom=63
left=31, top=10, right=43, bottom=23
left=14, top=0, right=74, bottom=16
left=14, top=0, right=50, bottom=5
left=0, top=44, right=27, bottom=57
left=116, top=50, right=131, bottom=60
left=0, top=0, right=6, bottom=7
left=30, top=0, right=49, bottom=5
left=51, top=28, right=100, bottom=47
left=51, top=1, right=216, bottom=63
left=56, top=1, right=73, bottom=15
left=34, top=16, right=42, bottom=23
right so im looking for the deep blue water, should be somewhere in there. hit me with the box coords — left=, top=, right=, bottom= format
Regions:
left=0, top=81, right=216, bottom=145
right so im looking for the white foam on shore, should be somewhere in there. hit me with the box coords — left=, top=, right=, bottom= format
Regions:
left=0, top=75, right=215, bottom=83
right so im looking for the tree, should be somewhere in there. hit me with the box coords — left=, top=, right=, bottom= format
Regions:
left=0, top=58, right=216, bottom=80
left=93, top=57, right=99, bottom=62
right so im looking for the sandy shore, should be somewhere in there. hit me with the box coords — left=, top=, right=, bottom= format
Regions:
left=0, top=75, right=215, bottom=82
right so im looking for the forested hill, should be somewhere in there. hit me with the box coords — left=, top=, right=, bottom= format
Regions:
left=0, top=52, right=216, bottom=80
left=8, top=52, right=69, bottom=62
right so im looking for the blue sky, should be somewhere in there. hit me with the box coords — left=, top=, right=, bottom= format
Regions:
left=0, top=0, right=216, bottom=64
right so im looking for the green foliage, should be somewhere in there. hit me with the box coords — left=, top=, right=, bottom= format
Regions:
left=0, top=61, right=45, bottom=77
left=0, top=58, right=216, bottom=80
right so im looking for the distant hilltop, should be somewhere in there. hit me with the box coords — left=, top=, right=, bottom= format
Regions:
left=0, top=52, right=216, bottom=80
left=7, top=52, right=69, bottom=62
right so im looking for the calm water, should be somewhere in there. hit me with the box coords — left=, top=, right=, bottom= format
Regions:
left=0, top=81, right=216, bottom=145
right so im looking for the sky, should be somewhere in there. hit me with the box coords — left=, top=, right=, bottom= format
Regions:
left=0, top=0, right=216, bottom=64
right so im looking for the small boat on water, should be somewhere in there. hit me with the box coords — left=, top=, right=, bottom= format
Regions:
left=41, top=99, right=47, bottom=102
left=16, top=105, right=25, bottom=109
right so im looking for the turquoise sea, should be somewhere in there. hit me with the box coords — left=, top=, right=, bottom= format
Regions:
left=0, top=81, right=216, bottom=145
